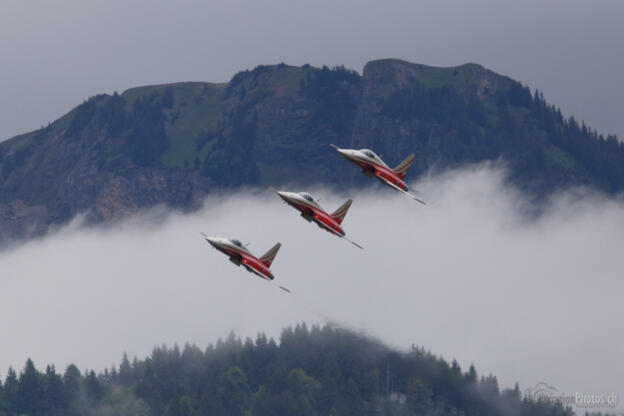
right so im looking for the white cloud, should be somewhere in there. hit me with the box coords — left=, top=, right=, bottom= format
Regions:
left=0, top=165, right=622, bottom=406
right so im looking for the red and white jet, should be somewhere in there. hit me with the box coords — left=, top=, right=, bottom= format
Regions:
left=330, top=144, right=425, bottom=204
left=272, top=189, right=363, bottom=249
left=201, top=234, right=290, bottom=291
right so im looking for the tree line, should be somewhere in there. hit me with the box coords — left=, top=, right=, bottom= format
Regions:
left=0, top=324, right=577, bottom=416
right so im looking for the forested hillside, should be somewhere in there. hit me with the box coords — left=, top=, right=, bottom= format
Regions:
left=0, top=324, right=577, bottom=416
left=1, top=59, right=623, bottom=244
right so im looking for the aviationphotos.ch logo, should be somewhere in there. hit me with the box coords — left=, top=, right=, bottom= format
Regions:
left=525, top=382, right=619, bottom=411
left=525, top=382, right=561, bottom=403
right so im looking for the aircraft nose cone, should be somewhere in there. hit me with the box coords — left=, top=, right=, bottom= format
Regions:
left=337, top=148, right=353, bottom=159
left=277, top=191, right=291, bottom=202
left=204, top=236, right=218, bottom=246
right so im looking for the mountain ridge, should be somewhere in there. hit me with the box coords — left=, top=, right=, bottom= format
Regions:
left=1, top=58, right=622, bottom=245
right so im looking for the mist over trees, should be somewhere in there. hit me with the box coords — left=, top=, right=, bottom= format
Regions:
left=0, top=324, right=577, bottom=416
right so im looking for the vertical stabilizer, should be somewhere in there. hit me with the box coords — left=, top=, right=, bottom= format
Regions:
left=259, top=243, right=281, bottom=268
left=330, top=199, right=352, bottom=225
left=393, top=153, right=415, bottom=179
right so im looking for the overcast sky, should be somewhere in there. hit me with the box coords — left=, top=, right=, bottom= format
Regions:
left=1, top=0, right=623, bottom=141
left=1, top=165, right=622, bottom=412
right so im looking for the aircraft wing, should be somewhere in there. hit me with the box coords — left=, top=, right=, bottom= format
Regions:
left=247, top=264, right=272, bottom=281
left=375, top=173, right=426, bottom=205
left=321, top=222, right=364, bottom=249
left=246, top=264, right=293, bottom=293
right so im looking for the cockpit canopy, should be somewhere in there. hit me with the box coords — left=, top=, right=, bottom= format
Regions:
left=231, top=239, right=243, bottom=247
left=361, top=149, right=377, bottom=159
left=300, top=192, right=315, bottom=202
left=359, top=148, right=389, bottom=168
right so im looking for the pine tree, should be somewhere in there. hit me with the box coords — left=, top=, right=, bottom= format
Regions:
left=119, top=352, right=132, bottom=386
left=44, top=364, right=67, bottom=414
left=85, top=370, right=104, bottom=403
left=17, top=358, right=43, bottom=415
left=62, top=364, right=82, bottom=405
left=3, top=368, right=18, bottom=415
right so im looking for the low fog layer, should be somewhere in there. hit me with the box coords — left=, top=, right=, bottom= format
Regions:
left=1, top=165, right=622, bottom=405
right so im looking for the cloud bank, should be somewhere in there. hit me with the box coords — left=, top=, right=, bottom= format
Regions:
left=1, top=165, right=622, bottom=407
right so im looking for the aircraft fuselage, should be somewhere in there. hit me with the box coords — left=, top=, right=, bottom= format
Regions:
left=204, top=236, right=274, bottom=280
left=276, top=191, right=345, bottom=236
left=338, top=149, right=408, bottom=191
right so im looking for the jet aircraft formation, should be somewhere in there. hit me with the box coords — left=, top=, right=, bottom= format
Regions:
left=202, top=145, right=424, bottom=292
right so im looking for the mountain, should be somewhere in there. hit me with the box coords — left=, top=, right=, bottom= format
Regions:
left=0, top=324, right=576, bottom=416
left=1, top=59, right=623, bottom=244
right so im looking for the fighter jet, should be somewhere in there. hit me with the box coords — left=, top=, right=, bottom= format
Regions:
left=201, top=233, right=283, bottom=284
left=272, top=189, right=363, bottom=249
left=330, top=144, right=426, bottom=204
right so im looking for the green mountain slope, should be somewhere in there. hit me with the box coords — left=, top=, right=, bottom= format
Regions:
left=1, top=59, right=622, bottom=244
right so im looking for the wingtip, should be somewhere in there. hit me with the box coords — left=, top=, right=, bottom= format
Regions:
left=404, top=190, right=426, bottom=205
left=343, top=236, right=363, bottom=250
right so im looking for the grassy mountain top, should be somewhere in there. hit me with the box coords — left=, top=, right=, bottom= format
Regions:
left=1, top=59, right=623, bottom=244
left=365, top=59, right=496, bottom=91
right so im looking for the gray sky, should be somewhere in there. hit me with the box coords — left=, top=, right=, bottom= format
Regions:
left=1, top=0, right=623, bottom=141
left=1, top=165, right=623, bottom=412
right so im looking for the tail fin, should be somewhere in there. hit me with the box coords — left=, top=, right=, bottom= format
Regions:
left=331, top=199, right=352, bottom=225
left=393, top=153, right=415, bottom=179
left=259, top=243, right=281, bottom=268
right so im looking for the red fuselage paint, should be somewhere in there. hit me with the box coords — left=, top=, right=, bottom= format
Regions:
left=213, top=243, right=273, bottom=280
left=353, top=158, right=407, bottom=191
left=287, top=199, right=344, bottom=236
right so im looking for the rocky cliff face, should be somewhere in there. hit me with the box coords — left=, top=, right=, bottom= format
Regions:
left=1, top=59, right=622, bottom=244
